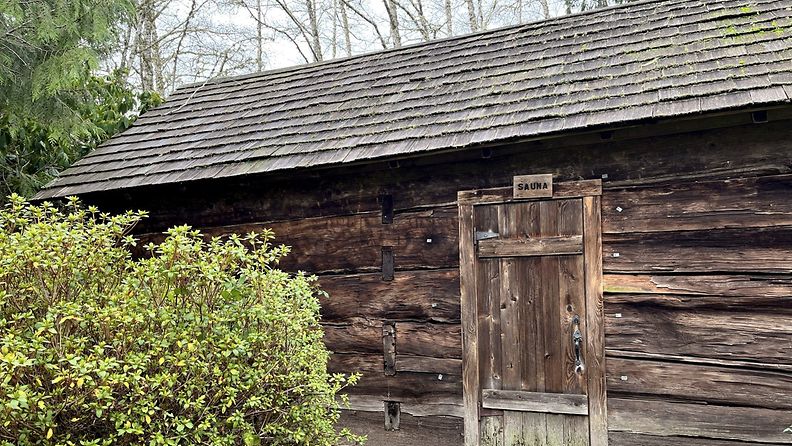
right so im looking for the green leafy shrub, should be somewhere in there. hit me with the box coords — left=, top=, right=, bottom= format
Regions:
left=0, top=195, right=360, bottom=445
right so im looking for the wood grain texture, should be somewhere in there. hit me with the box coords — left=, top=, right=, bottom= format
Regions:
left=318, top=269, right=460, bottom=323
left=606, top=356, right=792, bottom=410
left=137, top=205, right=459, bottom=273
left=329, top=353, right=461, bottom=399
left=608, top=398, right=792, bottom=444
left=481, top=389, right=589, bottom=415
left=603, top=174, right=792, bottom=233
left=480, top=416, right=504, bottom=446
left=608, top=432, right=791, bottom=446
left=583, top=195, right=608, bottom=446
left=338, top=410, right=463, bottom=446
left=458, top=200, right=479, bottom=446
left=603, top=226, right=792, bottom=273
left=603, top=273, right=792, bottom=299
left=605, top=304, right=792, bottom=365
left=323, top=319, right=461, bottom=358
left=477, top=235, right=583, bottom=258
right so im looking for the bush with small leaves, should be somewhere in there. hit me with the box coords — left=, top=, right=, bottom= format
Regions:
left=0, top=195, right=361, bottom=445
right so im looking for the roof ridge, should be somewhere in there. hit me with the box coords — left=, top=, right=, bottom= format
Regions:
left=175, top=0, right=676, bottom=92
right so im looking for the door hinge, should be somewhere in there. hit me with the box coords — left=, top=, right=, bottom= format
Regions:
left=475, top=230, right=499, bottom=242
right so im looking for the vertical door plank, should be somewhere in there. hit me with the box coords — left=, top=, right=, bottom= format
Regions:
left=476, top=206, right=502, bottom=391
left=539, top=201, right=563, bottom=394
left=458, top=200, right=479, bottom=446
left=517, top=202, right=541, bottom=393
left=583, top=196, right=607, bottom=446
left=564, top=415, right=590, bottom=446
left=525, top=412, right=548, bottom=446
left=559, top=199, right=587, bottom=395
left=545, top=414, right=565, bottom=445
left=499, top=204, right=523, bottom=391
left=480, top=416, right=504, bottom=446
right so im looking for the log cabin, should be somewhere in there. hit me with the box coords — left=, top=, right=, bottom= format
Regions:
left=36, top=0, right=792, bottom=444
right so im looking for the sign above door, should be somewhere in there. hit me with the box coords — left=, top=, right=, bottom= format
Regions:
left=513, top=174, right=553, bottom=199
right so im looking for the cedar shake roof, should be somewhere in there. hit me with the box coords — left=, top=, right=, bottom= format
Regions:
left=36, top=0, right=792, bottom=198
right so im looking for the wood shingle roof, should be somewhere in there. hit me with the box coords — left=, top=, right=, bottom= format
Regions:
left=36, top=0, right=792, bottom=198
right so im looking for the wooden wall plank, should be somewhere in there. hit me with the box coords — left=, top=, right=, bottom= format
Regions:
left=604, top=226, right=792, bottom=273
left=607, top=398, right=792, bottom=444
left=338, top=410, right=463, bottom=446
left=395, top=356, right=462, bottom=375
left=603, top=273, right=792, bottom=299
left=136, top=205, right=459, bottom=273
left=603, top=174, right=792, bottom=234
left=329, top=353, right=461, bottom=400
left=605, top=304, right=792, bottom=365
left=608, top=432, right=791, bottom=446
left=318, top=269, right=460, bottom=323
left=606, top=357, right=792, bottom=410
left=605, top=291, right=792, bottom=313
left=323, top=320, right=461, bottom=358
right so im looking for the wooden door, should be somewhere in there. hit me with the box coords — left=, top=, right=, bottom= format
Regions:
left=458, top=180, right=607, bottom=446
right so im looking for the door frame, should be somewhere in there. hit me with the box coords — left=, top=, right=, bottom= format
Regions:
left=457, top=179, right=607, bottom=446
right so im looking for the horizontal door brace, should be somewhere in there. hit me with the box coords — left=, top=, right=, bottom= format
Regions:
left=481, top=389, right=589, bottom=416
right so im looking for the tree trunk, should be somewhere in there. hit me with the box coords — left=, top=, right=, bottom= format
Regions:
left=445, top=0, right=453, bottom=36
left=383, top=0, right=402, bottom=47
left=257, top=0, right=264, bottom=70
left=340, top=0, right=352, bottom=56
left=466, top=0, right=477, bottom=32
left=306, top=0, right=323, bottom=61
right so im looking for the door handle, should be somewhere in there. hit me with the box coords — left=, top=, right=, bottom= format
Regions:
left=572, top=315, right=584, bottom=374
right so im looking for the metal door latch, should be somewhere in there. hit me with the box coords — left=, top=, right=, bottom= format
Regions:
left=572, top=315, right=585, bottom=374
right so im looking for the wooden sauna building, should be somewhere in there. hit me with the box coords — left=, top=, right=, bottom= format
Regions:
left=36, top=0, right=792, bottom=444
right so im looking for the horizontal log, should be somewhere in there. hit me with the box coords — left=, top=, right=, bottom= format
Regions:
left=218, top=206, right=458, bottom=273
left=603, top=174, right=792, bottom=234
left=604, top=226, right=792, bottom=273
left=329, top=353, right=461, bottom=400
left=605, top=292, right=792, bottom=313
left=323, top=319, right=462, bottom=359
left=608, top=397, right=792, bottom=443
left=135, top=206, right=459, bottom=273
left=395, top=355, right=462, bottom=375
left=346, top=395, right=463, bottom=417
left=605, top=304, right=792, bottom=365
left=338, top=410, right=463, bottom=446
left=318, top=269, right=460, bottom=323
left=481, top=389, right=588, bottom=415
left=477, top=235, right=583, bottom=258
left=604, top=273, right=792, bottom=297
left=608, top=432, right=790, bottom=446
left=606, top=350, right=792, bottom=373
left=606, top=357, right=792, bottom=410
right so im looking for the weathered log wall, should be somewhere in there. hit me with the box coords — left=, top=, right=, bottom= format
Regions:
left=89, top=112, right=792, bottom=445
